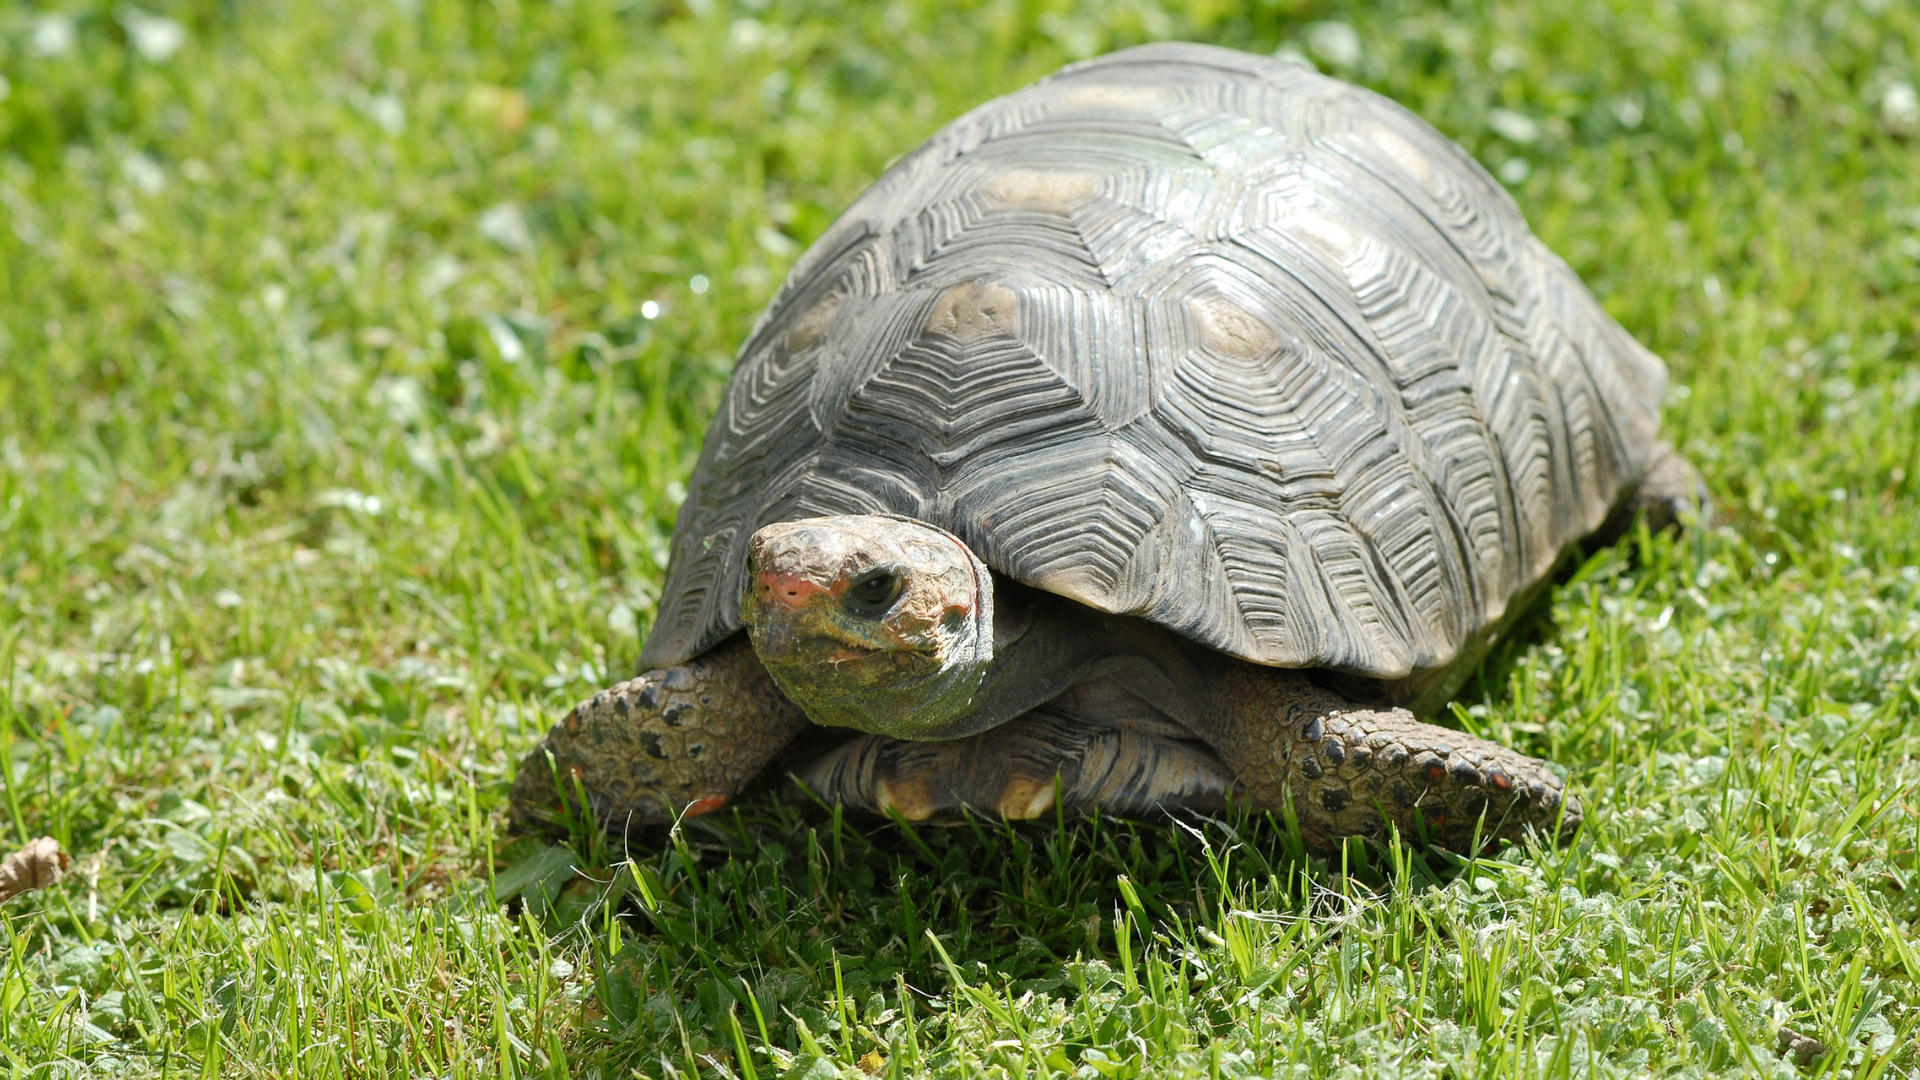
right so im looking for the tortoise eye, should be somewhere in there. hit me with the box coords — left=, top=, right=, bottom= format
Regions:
left=842, top=569, right=905, bottom=618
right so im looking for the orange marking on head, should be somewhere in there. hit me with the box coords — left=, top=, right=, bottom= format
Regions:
left=684, top=794, right=728, bottom=817
left=755, top=571, right=838, bottom=611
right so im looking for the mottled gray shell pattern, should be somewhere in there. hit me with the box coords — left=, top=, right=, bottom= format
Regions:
left=642, top=42, right=1666, bottom=681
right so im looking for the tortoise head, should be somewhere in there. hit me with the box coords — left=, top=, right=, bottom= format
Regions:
left=742, top=515, right=995, bottom=739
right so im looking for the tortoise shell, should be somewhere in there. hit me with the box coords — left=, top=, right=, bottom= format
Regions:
left=640, top=42, right=1666, bottom=683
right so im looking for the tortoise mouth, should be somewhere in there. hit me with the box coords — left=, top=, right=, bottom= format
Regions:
left=755, top=624, right=943, bottom=679
left=779, top=633, right=930, bottom=670
left=756, top=634, right=985, bottom=738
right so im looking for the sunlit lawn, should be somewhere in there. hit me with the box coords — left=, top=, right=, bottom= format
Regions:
left=2, top=0, right=1918, bottom=1075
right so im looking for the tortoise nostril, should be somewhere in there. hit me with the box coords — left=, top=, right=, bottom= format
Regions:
left=755, top=573, right=810, bottom=608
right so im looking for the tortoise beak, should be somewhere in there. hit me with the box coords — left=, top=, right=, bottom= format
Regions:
left=753, top=614, right=797, bottom=663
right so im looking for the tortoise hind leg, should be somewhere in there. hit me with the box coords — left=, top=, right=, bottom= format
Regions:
left=795, top=710, right=1234, bottom=821
left=1628, top=441, right=1713, bottom=533
left=1586, top=442, right=1712, bottom=552
left=1198, top=664, right=1580, bottom=853
left=511, top=634, right=811, bottom=834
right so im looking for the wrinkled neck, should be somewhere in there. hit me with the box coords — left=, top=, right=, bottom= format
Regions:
left=944, top=579, right=1216, bottom=739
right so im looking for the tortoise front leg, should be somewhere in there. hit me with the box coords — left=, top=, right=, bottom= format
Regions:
left=510, top=635, right=810, bottom=834
left=1201, top=664, right=1580, bottom=853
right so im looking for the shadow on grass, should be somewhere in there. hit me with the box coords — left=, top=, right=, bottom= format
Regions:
left=493, top=786, right=1570, bottom=1072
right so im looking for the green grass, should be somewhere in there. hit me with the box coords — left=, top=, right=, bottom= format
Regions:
left=2, top=0, right=1917, bottom=1075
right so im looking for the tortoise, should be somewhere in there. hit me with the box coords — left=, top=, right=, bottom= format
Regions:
left=511, top=42, right=1705, bottom=853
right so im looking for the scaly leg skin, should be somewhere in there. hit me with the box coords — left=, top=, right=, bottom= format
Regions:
left=510, top=634, right=811, bottom=834
left=795, top=709, right=1235, bottom=822
left=1629, top=441, right=1713, bottom=533
left=1201, top=663, right=1579, bottom=853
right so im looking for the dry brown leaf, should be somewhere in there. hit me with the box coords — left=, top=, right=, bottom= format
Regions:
left=0, top=837, right=69, bottom=902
